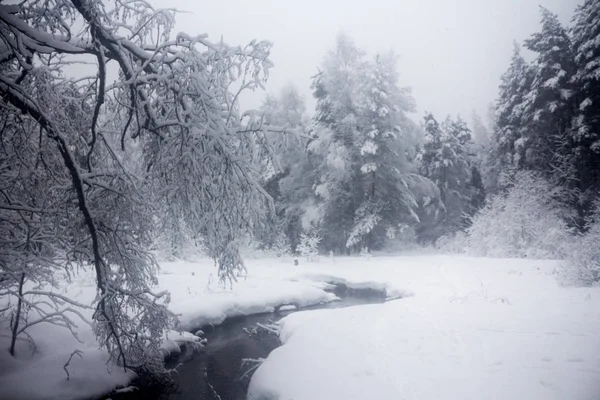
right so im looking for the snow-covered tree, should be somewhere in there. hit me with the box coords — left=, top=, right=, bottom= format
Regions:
left=255, top=85, right=310, bottom=251
left=471, top=108, right=500, bottom=193
left=0, top=0, right=274, bottom=373
left=490, top=4, right=598, bottom=228
left=418, top=114, right=482, bottom=239
left=471, top=110, right=492, bottom=151
left=570, top=0, right=600, bottom=222
left=521, top=7, right=576, bottom=185
left=309, top=34, right=367, bottom=253
left=492, top=43, right=534, bottom=182
left=297, top=231, right=321, bottom=262
left=0, top=111, right=91, bottom=356
left=309, top=36, right=423, bottom=253
left=347, top=53, right=421, bottom=252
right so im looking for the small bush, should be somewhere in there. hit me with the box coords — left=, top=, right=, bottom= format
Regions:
left=271, top=233, right=292, bottom=257
left=436, top=230, right=469, bottom=254
left=297, top=231, right=321, bottom=262
left=563, top=201, right=600, bottom=286
left=465, top=172, right=573, bottom=259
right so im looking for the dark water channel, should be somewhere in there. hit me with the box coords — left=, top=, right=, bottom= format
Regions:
left=107, top=284, right=386, bottom=400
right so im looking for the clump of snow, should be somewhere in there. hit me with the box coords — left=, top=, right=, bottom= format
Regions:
left=580, top=97, right=593, bottom=110
left=160, top=330, right=206, bottom=357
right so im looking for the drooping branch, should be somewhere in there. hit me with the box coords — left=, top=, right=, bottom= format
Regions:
left=1, top=0, right=274, bottom=373
left=0, top=74, right=129, bottom=366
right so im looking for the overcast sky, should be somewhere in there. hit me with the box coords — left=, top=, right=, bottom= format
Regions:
left=153, top=0, right=581, bottom=123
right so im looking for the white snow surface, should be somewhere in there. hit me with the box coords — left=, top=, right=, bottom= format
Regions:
left=159, top=259, right=340, bottom=329
left=0, top=319, right=134, bottom=400
left=0, top=256, right=340, bottom=400
left=248, top=255, right=600, bottom=400
left=2, top=254, right=599, bottom=400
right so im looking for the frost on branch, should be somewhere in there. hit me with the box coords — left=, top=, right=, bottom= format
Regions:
left=0, top=0, right=274, bottom=372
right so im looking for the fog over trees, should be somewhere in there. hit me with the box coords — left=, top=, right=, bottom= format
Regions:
left=0, top=0, right=599, bottom=392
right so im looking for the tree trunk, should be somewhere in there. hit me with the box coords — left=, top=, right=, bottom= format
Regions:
left=368, top=171, right=376, bottom=252
left=10, top=273, right=26, bottom=356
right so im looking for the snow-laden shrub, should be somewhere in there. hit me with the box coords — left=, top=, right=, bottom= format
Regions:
left=465, top=172, right=573, bottom=259
left=436, top=230, right=469, bottom=254
left=563, top=201, right=600, bottom=286
left=271, top=234, right=293, bottom=258
left=297, top=231, right=321, bottom=262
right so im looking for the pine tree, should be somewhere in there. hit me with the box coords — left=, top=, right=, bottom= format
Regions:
left=570, top=0, right=600, bottom=221
left=522, top=7, right=576, bottom=184
left=471, top=109, right=500, bottom=193
left=309, top=34, right=367, bottom=253
left=571, top=0, right=600, bottom=142
left=346, top=53, right=420, bottom=252
left=309, top=36, right=423, bottom=253
left=258, top=85, right=311, bottom=251
left=418, top=114, right=479, bottom=238
left=493, top=43, right=534, bottom=179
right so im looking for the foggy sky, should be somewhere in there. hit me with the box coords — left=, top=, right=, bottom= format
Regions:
left=153, top=0, right=581, bottom=123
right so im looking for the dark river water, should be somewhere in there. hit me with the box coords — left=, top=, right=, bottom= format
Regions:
left=105, top=284, right=386, bottom=400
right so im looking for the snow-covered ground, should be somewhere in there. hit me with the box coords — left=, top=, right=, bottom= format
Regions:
left=0, top=255, right=340, bottom=400
left=159, top=258, right=340, bottom=329
left=248, top=255, right=600, bottom=400
left=1, top=254, right=599, bottom=399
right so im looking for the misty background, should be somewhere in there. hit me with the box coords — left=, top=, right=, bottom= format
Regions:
left=154, top=0, right=580, bottom=119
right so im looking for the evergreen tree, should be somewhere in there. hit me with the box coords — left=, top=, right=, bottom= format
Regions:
left=309, top=36, right=422, bottom=253
left=418, top=114, right=481, bottom=238
left=471, top=109, right=500, bottom=193
left=493, top=43, right=534, bottom=179
left=522, top=7, right=576, bottom=184
left=309, top=34, right=367, bottom=253
left=347, top=54, right=420, bottom=251
left=570, top=0, right=600, bottom=220
left=258, top=85, right=311, bottom=251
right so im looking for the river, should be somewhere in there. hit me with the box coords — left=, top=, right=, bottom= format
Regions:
left=105, top=284, right=386, bottom=400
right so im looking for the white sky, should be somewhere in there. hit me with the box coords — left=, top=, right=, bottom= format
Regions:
left=153, top=0, right=581, bottom=121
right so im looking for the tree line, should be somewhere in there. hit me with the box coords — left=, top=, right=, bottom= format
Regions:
left=255, top=1, right=600, bottom=256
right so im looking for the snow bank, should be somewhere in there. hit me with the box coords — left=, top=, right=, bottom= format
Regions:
left=0, top=320, right=134, bottom=400
left=248, top=255, right=600, bottom=400
left=158, top=259, right=340, bottom=329
left=0, top=256, right=344, bottom=400
left=0, top=279, right=134, bottom=400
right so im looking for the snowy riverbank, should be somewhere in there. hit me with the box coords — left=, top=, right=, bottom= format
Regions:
left=1, top=254, right=599, bottom=399
left=248, top=255, right=600, bottom=400
left=0, top=255, right=344, bottom=399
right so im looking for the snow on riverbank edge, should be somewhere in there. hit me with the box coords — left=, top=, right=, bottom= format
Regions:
left=0, top=257, right=358, bottom=400
left=248, top=256, right=600, bottom=400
